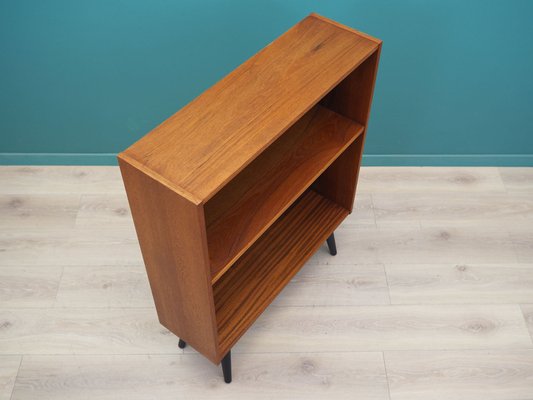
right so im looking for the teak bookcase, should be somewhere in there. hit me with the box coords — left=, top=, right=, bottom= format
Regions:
left=118, top=14, right=381, bottom=383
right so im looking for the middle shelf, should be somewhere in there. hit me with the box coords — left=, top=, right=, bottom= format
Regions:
left=204, top=104, right=364, bottom=283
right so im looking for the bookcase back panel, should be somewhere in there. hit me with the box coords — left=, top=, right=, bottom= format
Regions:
left=204, top=105, right=364, bottom=282
left=312, top=135, right=365, bottom=212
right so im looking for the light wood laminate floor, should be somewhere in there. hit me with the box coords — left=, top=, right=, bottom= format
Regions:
left=1, top=166, right=532, bottom=400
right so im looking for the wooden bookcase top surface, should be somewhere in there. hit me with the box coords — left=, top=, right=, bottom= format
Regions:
left=119, top=14, right=380, bottom=204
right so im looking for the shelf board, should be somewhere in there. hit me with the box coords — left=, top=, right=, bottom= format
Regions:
left=205, top=105, right=363, bottom=283
left=213, top=189, right=348, bottom=356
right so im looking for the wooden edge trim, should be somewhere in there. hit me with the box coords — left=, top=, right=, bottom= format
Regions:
left=117, top=153, right=202, bottom=205
left=309, top=13, right=383, bottom=45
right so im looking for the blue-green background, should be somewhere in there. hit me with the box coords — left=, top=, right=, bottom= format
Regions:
left=1, top=0, right=532, bottom=165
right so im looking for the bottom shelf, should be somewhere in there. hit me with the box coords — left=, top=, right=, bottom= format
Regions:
left=213, top=189, right=349, bottom=355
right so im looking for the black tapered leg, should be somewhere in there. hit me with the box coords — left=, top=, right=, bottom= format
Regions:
left=326, top=233, right=337, bottom=256
left=178, top=339, right=187, bottom=349
left=221, top=351, right=232, bottom=383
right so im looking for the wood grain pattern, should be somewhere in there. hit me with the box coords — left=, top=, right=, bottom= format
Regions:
left=75, top=193, right=133, bottom=228
left=0, top=308, right=183, bottom=355
left=121, top=15, right=379, bottom=202
left=0, top=166, right=124, bottom=195
left=2, top=165, right=533, bottom=397
left=206, top=105, right=363, bottom=281
left=387, top=263, right=533, bottom=304
left=508, top=224, right=533, bottom=263
left=213, top=190, right=348, bottom=357
left=12, top=353, right=388, bottom=400
left=499, top=167, right=533, bottom=193
left=385, top=350, right=533, bottom=400
left=118, top=160, right=219, bottom=362
left=231, top=304, right=532, bottom=353
left=55, top=266, right=153, bottom=308
left=520, top=304, right=533, bottom=341
left=0, top=195, right=79, bottom=231
left=307, top=224, right=518, bottom=265
left=373, top=191, right=533, bottom=227
left=0, top=267, right=62, bottom=308
left=0, top=355, right=20, bottom=400
left=0, top=227, right=142, bottom=267
left=357, top=167, right=507, bottom=194
left=272, top=263, right=390, bottom=306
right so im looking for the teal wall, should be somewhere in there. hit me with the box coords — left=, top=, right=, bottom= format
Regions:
left=1, top=0, right=532, bottom=166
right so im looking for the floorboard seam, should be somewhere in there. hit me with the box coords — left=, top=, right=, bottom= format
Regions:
left=9, top=355, right=23, bottom=400
left=381, top=351, right=393, bottom=400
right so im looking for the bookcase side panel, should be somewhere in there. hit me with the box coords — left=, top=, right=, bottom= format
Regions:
left=315, top=46, right=381, bottom=212
left=118, top=158, right=219, bottom=362
left=319, top=47, right=381, bottom=126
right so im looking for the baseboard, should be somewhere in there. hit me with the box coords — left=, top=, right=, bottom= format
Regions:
left=0, top=153, right=118, bottom=165
left=362, top=154, right=533, bottom=166
left=1, top=153, right=532, bottom=167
